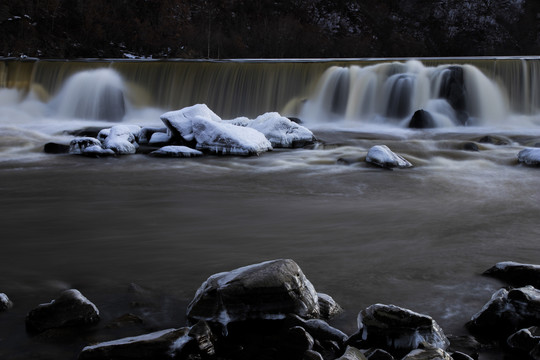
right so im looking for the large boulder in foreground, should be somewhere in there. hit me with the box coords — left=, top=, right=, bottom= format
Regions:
left=161, top=104, right=272, bottom=156
left=349, top=304, right=449, bottom=356
left=467, top=286, right=540, bottom=339
left=365, top=145, right=413, bottom=169
left=518, top=148, right=540, bottom=166
left=26, top=289, right=100, bottom=334
left=484, top=261, right=540, bottom=288
left=187, top=259, right=320, bottom=328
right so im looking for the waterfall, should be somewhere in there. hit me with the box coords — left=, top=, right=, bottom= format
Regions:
left=0, top=58, right=539, bottom=126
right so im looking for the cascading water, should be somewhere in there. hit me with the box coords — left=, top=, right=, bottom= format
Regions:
left=300, top=60, right=509, bottom=127
left=50, top=68, right=127, bottom=121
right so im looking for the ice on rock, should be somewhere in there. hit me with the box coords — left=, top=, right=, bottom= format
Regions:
left=103, top=125, right=140, bottom=154
left=161, top=104, right=272, bottom=156
left=150, top=145, right=203, bottom=158
left=366, top=145, right=413, bottom=169
left=248, top=112, right=315, bottom=148
left=518, top=148, right=540, bottom=166
left=69, top=137, right=114, bottom=156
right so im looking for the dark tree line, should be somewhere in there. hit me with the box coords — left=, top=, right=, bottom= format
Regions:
left=1, top=0, right=539, bottom=59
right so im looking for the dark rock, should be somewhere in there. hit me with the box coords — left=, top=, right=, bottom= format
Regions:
left=317, top=293, right=343, bottom=320
left=518, top=148, right=540, bottom=166
left=288, top=314, right=347, bottom=345
left=400, top=347, right=453, bottom=360
left=365, top=145, right=413, bottom=169
left=282, top=326, right=315, bottom=357
left=363, top=348, right=395, bottom=360
left=79, top=327, right=191, bottom=360
left=44, top=142, right=70, bottom=154
left=303, top=349, right=324, bottom=360
left=336, top=346, right=367, bottom=360
left=467, top=286, right=540, bottom=340
left=446, top=335, right=481, bottom=359
left=463, top=142, right=479, bottom=152
left=105, top=313, right=144, bottom=329
left=484, top=261, right=540, bottom=288
left=0, top=293, right=13, bottom=311
left=187, top=259, right=320, bottom=328
left=26, top=289, right=100, bottom=334
left=507, top=326, right=540, bottom=358
left=408, top=109, right=435, bottom=129
left=288, top=117, right=303, bottom=124
left=188, top=320, right=216, bottom=358
left=350, top=304, right=449, bottom=356
left=450, top=351, right=475, bottom=360
left=437, top=66, right=469, bottom=125
left=65, top=127, right=105, bottom=138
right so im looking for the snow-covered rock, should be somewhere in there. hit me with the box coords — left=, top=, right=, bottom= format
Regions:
left=187, top=259, right=320, bottom=329
left=149, top=145, right=203, bottom=158
left=351, top=304, right=449, bottom=354
left=0, top=293, right=13, bottom=311
left=161, top=104, right=272, bottom=156
left=366, top=145, right=413, bottom=169
left=247, top=112, right=315, bottom=148
left=69, top=137, right=115, bottom=157
left=518, top=148, right=540, bottom=166
left=102, top=125, right=140, bottom=154
left=484, top=261, right=540, bottom=288
left=26, top=289, right=100, bottom=334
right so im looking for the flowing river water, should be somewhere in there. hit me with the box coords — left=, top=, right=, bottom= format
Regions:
left=1, top=58, right=540, bottom=359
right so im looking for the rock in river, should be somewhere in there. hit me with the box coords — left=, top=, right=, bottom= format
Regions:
left=26, top=289, right=100, bottom=334
left=365, top=145, right=413, bottom=169
left=518, top=148, right=540, bottom=166
left=186, top=259, right=320, bottom=328
left=484, top=261, right=540, bottom=288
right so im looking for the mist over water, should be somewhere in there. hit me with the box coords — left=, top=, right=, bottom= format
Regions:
left=1, top=58, right=540, bottom=359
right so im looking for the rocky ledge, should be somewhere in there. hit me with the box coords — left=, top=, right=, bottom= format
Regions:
left=6, top=259, right=540, bottom=359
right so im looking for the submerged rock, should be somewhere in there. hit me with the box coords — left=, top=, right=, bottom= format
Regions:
left=26, top=289, right=100, bottom=334
left=350, top=304, right=449, bottom=356
left=248, top=112, right=315, bottom=148
left=187, top=259, right=320, bottom=328
left=467, top=286, right=540, bottom=339
left=365, top=145, right=413, bottom=169
left=518, top=148, right=540, bottom=166
left=161, top=104, right=272, bottom=156
left=44, top=142, right=70, bottom=154
left=0, top=293, right=13, bottom=311
left=484, top=261, right=540, bottom=288
left=69, top=137, right=114, bottom=157
left=408, top=109, right=435, bottom=129
left=78, top=327, right=191, bottom=360
left=149, top=145, right=203, bottom=158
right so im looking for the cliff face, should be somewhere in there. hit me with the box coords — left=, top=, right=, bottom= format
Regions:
left=1, top=0, right=539, bottom=59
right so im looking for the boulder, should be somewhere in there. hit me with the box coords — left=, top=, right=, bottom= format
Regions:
left=248, top=112, right=315, bottom=148
left=161, top=104, right=272, bottom=156
left=336, top=346, right=367, bottom=360
left=187, top=259, right=320, bottom=329
left=102, top=125, right=140, bottom=155
left=401, top=347, right=453, bottom=360
left=507, top=326, right=540, bottom=359
left=138, top=127, right=168, bottom=145
left=288, top=314, right=348, bottom=345
left=518, top=148, right=540, bottom=166
left=317, top=292, right=343, bottom=319
left=26, top=289, right=100, bottom=334
left=484, top=261, right=540, bottom=288
left=44, top=142, right=70, bottom=154
left=365, top=145, right=413, bottom=169
left=467, top=286, right=540, bottom=339
left=282, top=326, right=315, bottom=357
left=149, top=145, right=203, bottom=158
left=408, top=109, right=435, bottom=129
left=0, top=293, right=13, bottom=311
left=362, top=348, right=395, bottom=360
left=78, top=327, right=191, bottom=360
left=303, top=349, right=325, bottom=360
left=350, top=304, right=449, bottom=356
left=69, top=137, right=115, bottom=157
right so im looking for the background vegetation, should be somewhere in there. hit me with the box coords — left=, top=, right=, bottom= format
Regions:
left=1, top=0, right=539, bottom=58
